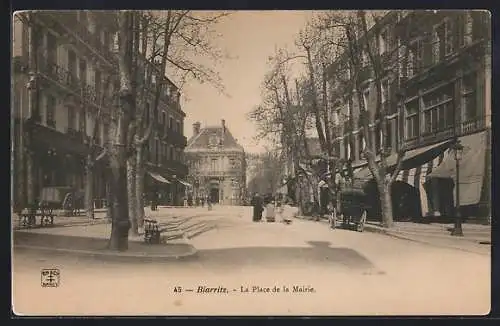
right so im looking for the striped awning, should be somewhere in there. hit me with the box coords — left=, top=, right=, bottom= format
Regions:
left=425, top=131, right=487, bottom=206
left=147, top=171, right=171, bottom=184
left=177, top=179, right=192, bottom=187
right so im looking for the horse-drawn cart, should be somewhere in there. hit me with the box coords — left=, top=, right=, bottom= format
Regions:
left=40, top=187, right=84, bottom=215
left=329, top=187, right=368, bottom=232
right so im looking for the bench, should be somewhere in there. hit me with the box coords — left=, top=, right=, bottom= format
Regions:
left=18, top=205, right=55, bottom=228
left=143, top=218, right=169, bottom=244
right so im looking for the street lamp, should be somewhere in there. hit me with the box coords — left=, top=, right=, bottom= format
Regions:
left=450, top=139, right=464, bottom=237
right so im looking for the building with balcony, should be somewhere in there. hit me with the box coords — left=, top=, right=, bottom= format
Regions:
left=142, top=59, right=189, bottom=206
left=11, top=11, right=188, bottom=209
left=184, top=120, right=246, bottom=205
left=326, top=10, right=491, bottom=222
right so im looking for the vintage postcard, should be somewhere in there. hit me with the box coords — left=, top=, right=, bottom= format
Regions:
left=11, top=10, right=491, bottom=316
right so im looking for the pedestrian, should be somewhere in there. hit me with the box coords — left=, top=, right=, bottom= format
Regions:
left=265, top=198, right=276, bottom=222
left=207, top=196, right=212, bottom=211
left=250, top=192, right=263, bottom=222
left=201, top=197, right=205, bottom=207
left=279, top=196, right=294, bottom=224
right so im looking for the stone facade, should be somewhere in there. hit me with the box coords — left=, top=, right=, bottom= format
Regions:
left=185, top=120, right=246, bottom=205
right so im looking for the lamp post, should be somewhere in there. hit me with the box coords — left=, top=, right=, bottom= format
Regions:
left=450, top=139, right=464, bottom=237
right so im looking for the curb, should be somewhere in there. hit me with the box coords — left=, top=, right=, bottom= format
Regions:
left=14, top=243, right=198, bottom=262
left=363, top=225, right=490, bottom=256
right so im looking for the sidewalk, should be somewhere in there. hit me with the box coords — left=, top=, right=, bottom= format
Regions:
left=363, top=221, right=491, bottom=255
left=12, top=210, right=198, bottom=261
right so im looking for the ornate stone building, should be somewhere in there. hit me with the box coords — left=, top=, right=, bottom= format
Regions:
left=185, top=120, right=246, bottom=205
left=11, top=11, right=188, bottom=209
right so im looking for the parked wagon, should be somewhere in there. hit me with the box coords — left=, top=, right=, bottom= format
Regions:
left=40, top=187, right=84, bottom=215
left=328, top=187, right=368, bottom=232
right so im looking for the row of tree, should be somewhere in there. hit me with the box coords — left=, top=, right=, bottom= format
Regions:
left=19, top=11, right=229, bottom=250
left=105, top=11, right=230, bottom=249
left=249, top=11, right=413, bottom=228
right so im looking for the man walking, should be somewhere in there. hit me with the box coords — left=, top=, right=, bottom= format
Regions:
left=251, top=193, right=263, bottom=222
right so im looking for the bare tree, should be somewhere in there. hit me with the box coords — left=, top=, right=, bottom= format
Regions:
left=126, top=10, right=230, bottom=234
left=83, top=74, right=112, bottom=221
left=314, top=11, right=408, bottom=228
left=108, top=11, right=134, bottom=250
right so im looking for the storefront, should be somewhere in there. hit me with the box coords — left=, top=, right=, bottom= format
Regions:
left=424, top=130, right=490, bottom=220
left=352, top=140, right=454, bottom=220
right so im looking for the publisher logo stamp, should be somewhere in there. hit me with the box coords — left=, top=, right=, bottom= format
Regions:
left=41, top=268, right=60, bottom=288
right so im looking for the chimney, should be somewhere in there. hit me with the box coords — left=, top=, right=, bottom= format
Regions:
left=193, top=122, right=201, bottom=136
left=221, top=119, right=226, bottom=133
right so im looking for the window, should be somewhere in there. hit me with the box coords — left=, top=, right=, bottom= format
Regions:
left=386, top=120, right=393, bottom=150
left=144, top=103, right=150, bottom=125
left=230, top=158, right=236, bottom=168
left=79, top=59, right=87, bottom=84
left=103, top=123, right=109, bottom=146
left=162, top=112, right=166, bottom=129
left=346, top=96, right=352, bottom=118
left=67, top=105, right=76, bottom=130
left=358, top=132, right=365, bottom=158
left=169, top=117, right=174, bottom=130
left=405, top=100, right=419, bottom=139
left=343, top=136, right=349, bottom=160
left=381, top=79, right=389, bottom=104
left=95, top=69, right=101, bottom=100
left=155, top=140, right=160, bottom=163
left=94, top=121, right=101, bottom=145
left=375, top=124, right=382, bottom=152
left=46, top=32, right=57, bottom=66
left=361, top=50, right=369, bottom=67
left=46, top=95, right=56, bottom=128
left=379, top=29, right=388, bottom=55
left=211, top=159, right=217, bottom=172
left=431, top=29, right=440, bottom=64
left=68, top=50, right=77, bottom=79
left=444, top=19, right=454, bottom=55
left=410, top=38, right=424, bottom=73
left=79, top=110, right=85, bottom=132
left=463, top=73, right=477, bottom=121
left=176, top=121, right=181, bottom=134
left=422, top=85, right=454, bottom=134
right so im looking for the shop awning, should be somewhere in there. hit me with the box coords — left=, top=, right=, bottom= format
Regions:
left=352, top=140, right=452, bottom=186
left=177, top=179, right=192, bottom=187
left=147, top=171, right=171, bottom=184
left=425, top=131, right=487, bottom=206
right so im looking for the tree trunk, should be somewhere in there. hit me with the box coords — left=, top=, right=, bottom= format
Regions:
left=84, top=155, right=94, bottom=220
left=127, top=155, right=138, bottom=235
left=108, top=152, right=130, bottom=251
left=106, top=178, right=113, bottom=221
left=135, top=144, right=145, bottom=227
left=379, top=182, right=394, bottom=228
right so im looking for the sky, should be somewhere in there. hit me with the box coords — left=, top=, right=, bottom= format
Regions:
left=179, top=11, right=314, bottom=154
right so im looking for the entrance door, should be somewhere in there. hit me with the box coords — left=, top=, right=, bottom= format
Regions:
left=210, top=188, right=219, bottom=204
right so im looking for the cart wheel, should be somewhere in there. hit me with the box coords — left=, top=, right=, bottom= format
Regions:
left=357, top=210, right=367, bottom=232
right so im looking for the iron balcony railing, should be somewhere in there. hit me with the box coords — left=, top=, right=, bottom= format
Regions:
left=38, top=55, right=106, bottom=108
left=42, top=12, right=116, bottom=66
left=405, top=117, right=486, bottom=149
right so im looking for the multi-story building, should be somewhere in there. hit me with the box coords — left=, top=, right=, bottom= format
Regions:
left=11, top=11, right=188, bottom=210
left=327, top=10, right=491, bottom=221
left=184, top=120, right=246, bottom=205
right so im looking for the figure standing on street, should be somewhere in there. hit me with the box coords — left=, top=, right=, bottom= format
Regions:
left=207, top=196, right=213, bottom=211
left=251, top=193, right=263, bottom=222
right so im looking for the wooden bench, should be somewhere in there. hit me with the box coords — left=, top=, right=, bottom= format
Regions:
left=18, top=205, right=55, bottom=228
left=143, top=218, right=169, bottom=244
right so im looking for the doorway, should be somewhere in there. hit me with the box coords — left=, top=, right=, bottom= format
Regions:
left=210, top=188, right=219, bottom=204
